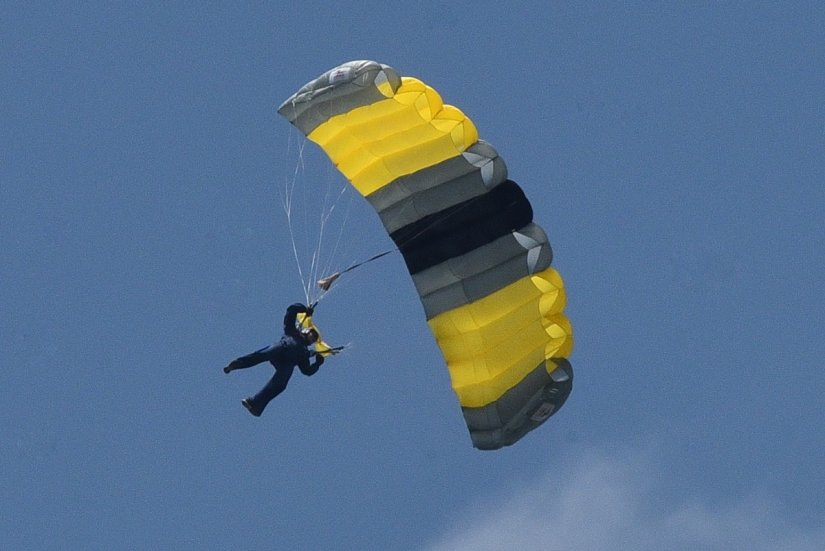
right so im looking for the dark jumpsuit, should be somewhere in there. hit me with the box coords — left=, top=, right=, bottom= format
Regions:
left=226, top=303, right=324, bottom=415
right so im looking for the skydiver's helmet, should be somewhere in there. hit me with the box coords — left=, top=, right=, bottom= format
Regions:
left=301, top=327, right=319, bottom=345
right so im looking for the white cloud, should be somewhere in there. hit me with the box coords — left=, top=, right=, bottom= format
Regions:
left=424, top=449, right=824, bottom=551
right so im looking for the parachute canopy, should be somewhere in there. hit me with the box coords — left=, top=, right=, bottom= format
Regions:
left=278, top=60, right=573, bottom=450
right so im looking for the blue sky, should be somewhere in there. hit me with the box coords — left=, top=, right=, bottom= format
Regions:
left=2, top=2, right=824, bottom=549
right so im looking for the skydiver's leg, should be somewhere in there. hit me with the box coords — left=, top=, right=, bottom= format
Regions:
left=245, top=366, right=295, bottom=415
left=224, top=345, right=274, bottom=373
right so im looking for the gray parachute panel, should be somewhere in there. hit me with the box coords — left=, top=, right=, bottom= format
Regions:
left=412, top=223, right=552, bottom=318
left=464, top=359, right=573, bottom=450
left=277, top=60, right=402, bottom=136
left=366, top=141, right=507, bottom=233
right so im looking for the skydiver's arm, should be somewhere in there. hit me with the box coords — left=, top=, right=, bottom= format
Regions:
left=283, top=303, right=308, bottom=337
left=298, top=352, right=324, bottom=376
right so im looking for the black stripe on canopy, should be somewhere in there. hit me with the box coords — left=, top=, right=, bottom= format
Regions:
left=390, top=180, right=533, bottom=275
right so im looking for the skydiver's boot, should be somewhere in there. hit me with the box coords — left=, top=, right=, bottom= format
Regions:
left=223, top=361, right=239, bottom=374
left=242, top=398, right=261, bottom=417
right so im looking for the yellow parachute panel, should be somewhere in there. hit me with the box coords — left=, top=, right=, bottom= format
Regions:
left=307, top=78, right=478, bottom=196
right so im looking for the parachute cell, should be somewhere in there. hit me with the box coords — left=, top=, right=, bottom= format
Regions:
left=279, top=60, right=573, bottom=450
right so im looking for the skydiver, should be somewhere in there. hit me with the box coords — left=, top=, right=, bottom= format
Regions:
left=223, top=303, right=325, bottom=416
